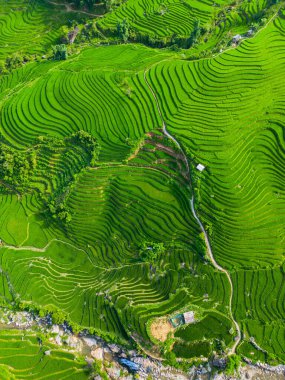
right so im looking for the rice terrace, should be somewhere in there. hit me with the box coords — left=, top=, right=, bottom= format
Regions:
left=0, top=0, right=284, bottom=379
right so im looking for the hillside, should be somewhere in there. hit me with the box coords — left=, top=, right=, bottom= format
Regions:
left=0, top=0, right=284, bottom=378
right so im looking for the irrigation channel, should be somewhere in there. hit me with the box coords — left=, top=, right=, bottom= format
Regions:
left=143, top=70, right=241, bottom=355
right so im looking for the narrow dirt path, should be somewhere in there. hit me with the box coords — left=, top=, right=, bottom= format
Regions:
left=143, top=70, right=241, bottom=354
left=46, top=0, right=103, bottom=17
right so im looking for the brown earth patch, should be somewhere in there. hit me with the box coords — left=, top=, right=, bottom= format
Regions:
left=150, top=318, right=174, bottom=342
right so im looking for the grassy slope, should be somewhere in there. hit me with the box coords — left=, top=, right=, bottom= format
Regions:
left=98, top=0, right=229, bottom=38
left=0, top=0, right=86, bottom=60
left=0, top=330, right=89, bottom=379
left=146, top=12, right=285, bottom=361
left=0, top=0, right=284, bottom=365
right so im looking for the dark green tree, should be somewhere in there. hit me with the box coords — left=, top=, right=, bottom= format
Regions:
left=52, top=44, right=68, bottom=60
left=139, top=241, right=165, bottom=264
left=117, top=19, right=129, bottom=43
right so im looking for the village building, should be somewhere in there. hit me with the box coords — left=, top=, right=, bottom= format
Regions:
left=232, top=34, right=242, bottom=43
left=68, top=26, right=79, bottom=44
left=183, top=311, right=195, bottom=324
left=196, top=163, right=205, bottom=172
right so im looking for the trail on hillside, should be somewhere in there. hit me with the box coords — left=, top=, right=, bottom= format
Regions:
left=143, top=70, right=241, bottom=355
left=46, top=0, right=103, bottom=17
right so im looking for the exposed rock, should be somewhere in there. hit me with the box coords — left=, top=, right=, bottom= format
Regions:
left=55, top=335, right=62, bottom=345
left=212, top=357, right=227, bottom=369
left=106, top=366, right=121, bottom=379
left=51, top=325, right=60, bottom=334
left=83, top=336, right=97, bottom=347
left=103, top=346, right=111, bottom=354
left=85, top=356, right=94, bottom=366
left=66, top=335, right=83, bottom=351
left=91, top=347, right=104, bottom=361
left=109, top=344, right=121, bottom=354
left=128, top=350, right=137, bottom=357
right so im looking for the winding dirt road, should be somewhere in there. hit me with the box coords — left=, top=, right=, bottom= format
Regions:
left=143, top=69, right=241, bottom=354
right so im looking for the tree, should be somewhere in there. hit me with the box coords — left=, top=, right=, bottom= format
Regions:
left=225, top=354, right=241, bottom=375
left=104, top=0, right=113, bottom=11
left=187, top=19, right=201, bottom=48
left=71, top=130, right=101, bottom=165
left=139, top=241, right=166, bottom=264
left=48, top=200, right=72, bottom=224
left=117, top=19, right=129, bottom=43
left=52, top=44, right=68, bottom=60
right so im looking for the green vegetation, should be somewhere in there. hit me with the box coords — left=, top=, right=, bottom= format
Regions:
left=225, top=354, right=242, bottom=375
left=0, top=330, right=89, bottom=379
left=0, top=0, right=284, bottom=374
left=52, top=44, right=68, bottom=60
left=139, top=241, right=166, bottom=264
left=0, top=0, right=86, bottom=61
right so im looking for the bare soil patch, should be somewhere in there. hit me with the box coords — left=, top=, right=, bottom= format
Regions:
left=150, top=318, right=174, bottom=342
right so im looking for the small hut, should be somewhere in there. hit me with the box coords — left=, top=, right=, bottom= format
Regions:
left=196, top=163, right=205, bottom=172
left=183, top=311, right=195, bottom=324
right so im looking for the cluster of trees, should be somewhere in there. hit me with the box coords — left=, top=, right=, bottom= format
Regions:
left=70, top=130, right=101, bottom=166
left=0, top=53, right=35, bottom=74
left=113, top=17, right=204, bottom=48
left=0, top=142, right=36, bottom=190
left=48, top=198, right=72, bottom=224
left=194, top=233, right=207, bottom=260
left=45, top=131, right=100, bottom=225
left=225, top=354, right=241, bottom=375
left=36, top=131, right=100, bottom=165
left=139, top=241, right=166, bottom=264
left=65, top=0, right=116, bottom=11
left=52, top=44, right=68, bottom=60
left=0, top=46, right=68, bottom=75
left=117, top=19, right=129, bottom=43
left=0, top=130, right=100, bottom=227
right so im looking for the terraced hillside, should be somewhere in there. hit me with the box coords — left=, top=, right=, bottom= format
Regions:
left=146, top=10, right=285, bottom=361
left=0, top=329, right=89, bottom=379
left=0, top=0, right=284, bottom=371
left=98, top=0, right=228, bottom=38
left=0, top=45, right=168, bottom=156
left=98, top=0, right=277, bottom=50
left=0, top=0, right=86, bottom=60
left=0, top=41, right=238, bottom=358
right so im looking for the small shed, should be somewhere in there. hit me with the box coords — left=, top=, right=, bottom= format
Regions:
left=68, top=26, right=79, bottom=44
left=119, top=358, right=140, bottom=372
left=196, top=163, right=205, bottom=172
left=169, top=314, right=184, bottom=328
left=247, top=29, right=254, bottom=37
left=232, top=34, right=242, bottom=43
left=183, top=311, right=195, bottom=324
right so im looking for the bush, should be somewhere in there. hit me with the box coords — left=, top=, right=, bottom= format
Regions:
left=139, top=241, right=165, bottom=264
left=52, top=44, right=68, bottom=60
left=225, top=354, right=241, bottom=375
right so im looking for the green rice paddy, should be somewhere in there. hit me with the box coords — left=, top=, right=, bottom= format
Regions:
left=0, top=330, right=89, bottom=379
left=0, top=0, right=284, bottom=371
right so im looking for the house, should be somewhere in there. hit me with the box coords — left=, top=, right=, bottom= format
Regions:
left=232, top=34, right=242, bottom=43
left=169, top=314, right=184, bottom=328
left=183, top=311, right=195, bottom=324
left=68, top=26, right=79, bottom=44
left=119, top=358, right=141, bottom=372
left=169, top=311, right=195, bottom=327
left=196, top=163, right=205, bottom=172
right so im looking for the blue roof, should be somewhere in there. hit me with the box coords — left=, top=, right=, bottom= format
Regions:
left=119, top=358, right=140, bottom=371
